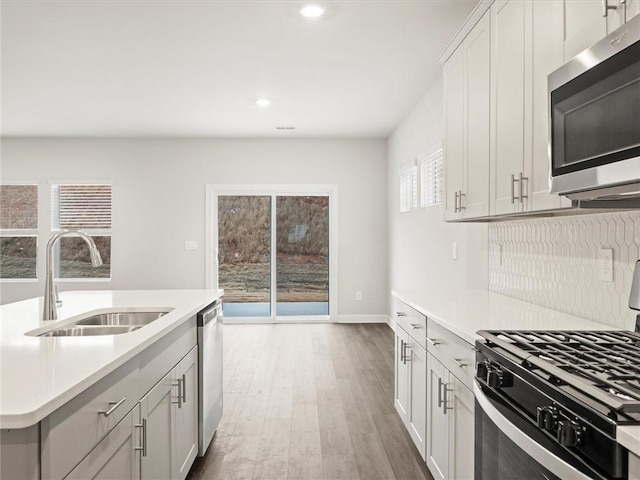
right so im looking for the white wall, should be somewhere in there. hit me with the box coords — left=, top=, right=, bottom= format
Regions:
left=0, top=138, right=388, bottom=319
left=387, top=78, right=488, bottom=310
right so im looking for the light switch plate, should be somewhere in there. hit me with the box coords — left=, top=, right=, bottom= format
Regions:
left=184, top=240, right=198, bottom=251
left=598, top=248, right=613, bottom=282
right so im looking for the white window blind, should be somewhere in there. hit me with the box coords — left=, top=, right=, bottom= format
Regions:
left=399, top=165, right=418, bottom=213
left=52, top=184, right=112, bottom=230
left=420, top=149, right=443, bottom=207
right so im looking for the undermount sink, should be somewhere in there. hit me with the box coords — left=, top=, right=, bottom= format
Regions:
left=39, top=325, right=142, bottom=337
left=29, top=308, right=174, bottom=337
left=74, top=311, right=169, bottom=326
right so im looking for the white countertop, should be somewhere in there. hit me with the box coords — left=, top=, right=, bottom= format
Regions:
left=392, top=288, right=616, bottom=345
left=0, top=289, right=222, bottom=429
left=392, top=288, right=640, bottom=457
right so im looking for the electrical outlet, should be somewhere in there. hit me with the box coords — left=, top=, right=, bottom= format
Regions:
left=184, top=240, right=198, bottom=251
left=355, top=291, right=362, bottom=301
left=598, top=248, right=613, bottom=282
left=452, top=242, right=458, bottom=260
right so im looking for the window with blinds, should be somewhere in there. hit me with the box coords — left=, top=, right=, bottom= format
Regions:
left=51, top=184, right=112, bottom=279
left=0, top=184, right=38, bottom=279
left=420, top=148, right=443, bottom=207
left=399, top=165, right=418, bottom=213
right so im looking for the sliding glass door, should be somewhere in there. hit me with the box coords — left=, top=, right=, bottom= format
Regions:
left=208, top=186, right=336, bottom=321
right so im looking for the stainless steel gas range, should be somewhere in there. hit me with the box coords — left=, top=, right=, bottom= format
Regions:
left=475, top=330, right=640, bottom=480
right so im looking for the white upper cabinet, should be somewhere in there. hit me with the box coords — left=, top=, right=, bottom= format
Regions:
left=489, top=0, right=527, bottom=215
left=628, top=0, right=640, bottom=22
left=444, top=11, right=491, bottom=220
left=462, top=12, right=491, bottom=218
left=563, top=0, right=609, bottom=60
left=444, top=48, right=465, bottom=221
left=528, top=0, right=572, bottom=211
left=564, top=0, right=638, bottom=61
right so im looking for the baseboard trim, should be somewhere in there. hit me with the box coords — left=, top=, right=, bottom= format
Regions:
left=336, top=314, right=388, bottom=324
left=387, top=315, right=396, bottom=332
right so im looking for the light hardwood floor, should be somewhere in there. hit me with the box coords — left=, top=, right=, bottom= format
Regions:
left=188, top=323, right=433, bottom=480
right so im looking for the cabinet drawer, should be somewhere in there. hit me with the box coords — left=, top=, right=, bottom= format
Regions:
left=139, top=315, right=197, bottom=398
left=392, top=297, right=426, bottom=348
left=41, top=359, right=139, bottom=480
left=426, top=318, right=475, bottom=390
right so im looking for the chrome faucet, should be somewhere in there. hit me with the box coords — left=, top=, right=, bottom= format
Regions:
left=43, top=230, right=103, bottom=321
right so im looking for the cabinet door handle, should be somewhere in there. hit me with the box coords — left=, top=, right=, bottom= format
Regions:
left=172, top=379, right=183, bottom=408
left=99, top=397, right=126, bottom=417
left=182, top=374, right=187, bottom=403
left=400, top=339, right=405, bottom=362
left=437, top=377, right=444, bottom=407
left=135, top=418, right=147, bottom=457
left=602, top=0, right=618, bottom=16
left=403, top=342, right=411, bottom=365
left=511, top=174, right=520, bottom=203
left=459, top=191, right=466, bottom=210
left=454, top=190, right=459, bottom=213
left=426, top=337, right=441, bottom=346
left=443, top=383, right=454, bottom=415
left=519, top=172, right=528, bottom=202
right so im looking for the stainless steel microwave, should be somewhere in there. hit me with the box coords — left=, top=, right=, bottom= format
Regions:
left=548, top=14, right=640, bottom=201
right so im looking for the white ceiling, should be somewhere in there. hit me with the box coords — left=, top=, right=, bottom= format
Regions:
left=1, top=1, right=477, bottom=138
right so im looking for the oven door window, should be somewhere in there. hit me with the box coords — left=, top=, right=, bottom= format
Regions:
left=551, top=39, right=640, bottom=175
left=474, top=382, right=604, bottom=480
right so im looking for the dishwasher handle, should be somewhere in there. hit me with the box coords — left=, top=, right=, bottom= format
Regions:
left=198, top=300, right=222, bottom=327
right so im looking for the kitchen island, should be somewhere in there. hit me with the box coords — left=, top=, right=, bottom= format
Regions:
left=0, top=289, right=222, bottom=480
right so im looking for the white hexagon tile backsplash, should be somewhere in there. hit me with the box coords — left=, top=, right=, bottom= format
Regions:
left=488, top=211, right=640, bottom=330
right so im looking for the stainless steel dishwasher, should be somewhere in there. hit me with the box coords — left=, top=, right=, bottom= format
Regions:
left=197, top=299, right=223, bottom=456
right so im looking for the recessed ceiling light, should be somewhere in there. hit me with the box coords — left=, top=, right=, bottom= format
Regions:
left=255, top=98, right=271, bottom=107
left=300, top=4, right=325, bottom=18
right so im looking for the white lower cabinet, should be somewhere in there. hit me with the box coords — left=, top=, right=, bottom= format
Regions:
left=393, top=297, right=427, bottom=460
left=174, top=347, right=199, bottom=480
left=395, top=325, right=427, bottom=459
left=39, top=316, right=200, bottom=480
left=140, top=346, right=198, bottom=480
left=66, top=405, right=141, bottom=480
left=426, top=353, right=475, bottom=480
left=394, top=326, right=410, bottom=422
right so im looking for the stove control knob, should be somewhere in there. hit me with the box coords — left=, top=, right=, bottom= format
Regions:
left=476, top=362, right=488, bottom=381
left=536, top=406, right=558, bottom=430
left=486, top=368, right=504, bottom=388
left=557, top=421, right=584, bottom=447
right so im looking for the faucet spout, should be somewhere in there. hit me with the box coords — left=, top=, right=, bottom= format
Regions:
left=43, top=230, right=103, bottom=321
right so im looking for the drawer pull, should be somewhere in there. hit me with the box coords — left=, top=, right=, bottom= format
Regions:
left=408, top=323, right=421, bottom=330
left=395, top=311, right=407, bottom=317
left=427, top=337, right=441, bottom=346
left=135, top=418, right=147, bottom=457
left=451, top=357, right=469, bottom=368
left=99, top=397, right=126, bottom=417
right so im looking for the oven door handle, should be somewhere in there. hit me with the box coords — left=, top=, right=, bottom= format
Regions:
left=473, top=380, right=592, bottom=480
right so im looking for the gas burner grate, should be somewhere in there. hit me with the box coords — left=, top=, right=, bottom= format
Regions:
left=478, top=330, right=640, bottom=413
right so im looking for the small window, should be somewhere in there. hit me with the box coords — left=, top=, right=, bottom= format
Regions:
left=420, top=148, right=444, bottom=207
left=0, top=185, right=38, bottom=279
left=399, top=164, right=418, bottom=213
left=51, top=184, right=112, bottom=279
